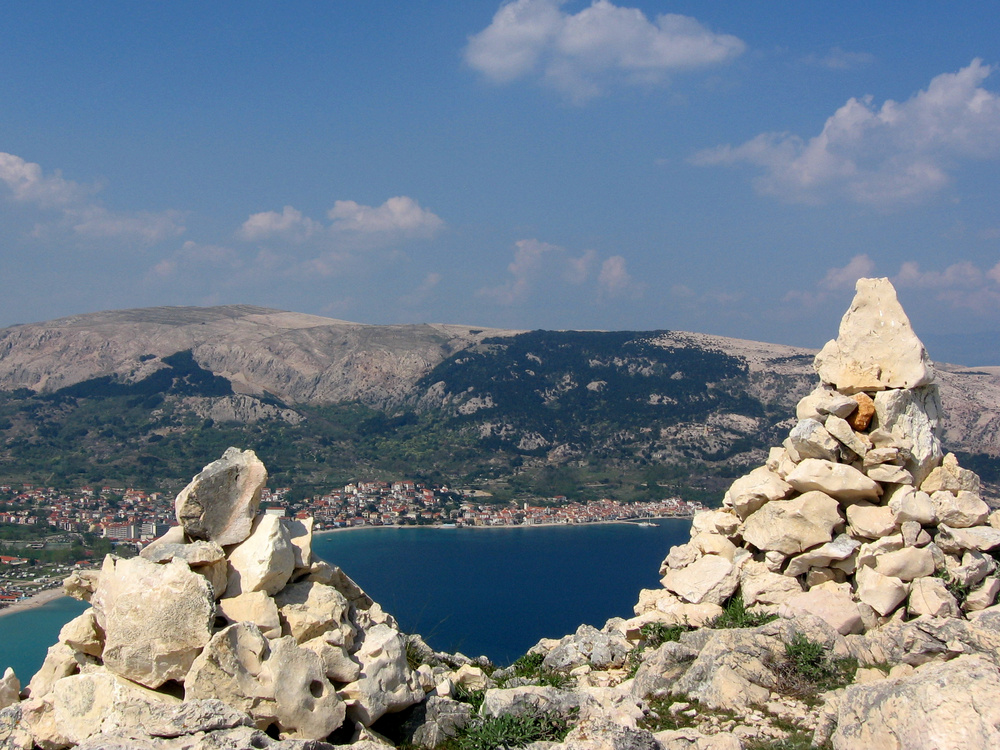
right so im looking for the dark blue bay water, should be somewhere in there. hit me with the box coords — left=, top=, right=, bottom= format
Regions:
left=0, top=519, right=690, bottom=682
left=312, top=519, right=691, bottom=664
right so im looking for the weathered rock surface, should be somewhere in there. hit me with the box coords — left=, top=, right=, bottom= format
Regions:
left=224, top=514, right=296, bottom=597
left=830, top=656, right=1000, bottom=749
left=175, top=447, right=267, bottom=546
left=814, top=277, right=934, bottom=392
left=91, top=556, right=215, bottom=688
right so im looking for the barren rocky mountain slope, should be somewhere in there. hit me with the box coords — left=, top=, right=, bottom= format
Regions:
left=0, top=305, right=998, bottom=491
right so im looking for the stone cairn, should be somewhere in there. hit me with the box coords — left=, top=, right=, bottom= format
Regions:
left=635, top=277, right=1000, bottom=637
left=0, top=447, right=464, bottom=749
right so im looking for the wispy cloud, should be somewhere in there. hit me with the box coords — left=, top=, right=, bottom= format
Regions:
left=802, top=47, right=875, bottom=71
left=478, top=239, right=642, bottom=304
left=238, top=205, right=322, bottom=242
left=692, top=60, right=1000, bottom=205
left=0, top=151, right=185, bottom=244
left=465, top=0, right=745, bottom=101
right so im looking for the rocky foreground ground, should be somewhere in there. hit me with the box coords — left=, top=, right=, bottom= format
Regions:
left=3, top=278, right=1000, bottom=749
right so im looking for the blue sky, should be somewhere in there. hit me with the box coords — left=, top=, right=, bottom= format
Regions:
left=2, top=2, right=1000, bottom=363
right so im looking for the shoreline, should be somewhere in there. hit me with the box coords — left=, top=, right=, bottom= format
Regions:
left=0, top=587, right=66, bottom=619
left=314, top=515, right=693, bottom=536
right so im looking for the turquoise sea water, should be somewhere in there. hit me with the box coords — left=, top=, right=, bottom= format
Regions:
left=0, top=518, right=690, bottom=682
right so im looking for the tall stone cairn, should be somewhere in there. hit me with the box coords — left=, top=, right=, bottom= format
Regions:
left=634, top=277, right=1000, bottom=636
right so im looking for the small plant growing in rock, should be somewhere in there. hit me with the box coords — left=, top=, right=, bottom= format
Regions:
left=771, top=634, right=857, bottom=698
left=933, top=568, right=972, bottom=605
left=711, top=594, right=778, bottom=629
left=452, top=683, right=486, bottom=713
left=496, top=651, right=569, bottom=689
left=440, top=708, right=574, bottom=750
left=639, top=693, right=737, bottom=733
left=639, top=621, right=691, bottom=648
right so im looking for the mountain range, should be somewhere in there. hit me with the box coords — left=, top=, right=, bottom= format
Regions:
left=0, top=305, right=997, bottom=499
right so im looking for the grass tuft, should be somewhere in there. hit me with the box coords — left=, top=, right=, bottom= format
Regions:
left=439, top=709, right=574, bottom=750
left=770, top=633, right=857, bottom=699
left=710, top=594, right=779, bottom=629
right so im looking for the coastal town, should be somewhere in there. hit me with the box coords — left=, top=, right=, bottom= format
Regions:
left=0, top=479, right=704, bottom=608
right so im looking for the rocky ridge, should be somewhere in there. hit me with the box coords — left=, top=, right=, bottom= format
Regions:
left=2, top=279, right=1000, bottom=748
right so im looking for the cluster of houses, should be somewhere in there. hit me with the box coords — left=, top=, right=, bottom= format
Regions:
left=0, top=478, right=704, bottom=545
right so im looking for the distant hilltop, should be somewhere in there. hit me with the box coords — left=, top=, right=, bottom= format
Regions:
left=0, top=305, right=998, bottom=492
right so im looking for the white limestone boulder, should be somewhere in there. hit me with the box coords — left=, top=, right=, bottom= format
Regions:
left=661, top=553, right=741, bottom=606
left=217, top=591, right=282, bottom=639
left=224, top=513, right=296, bottom=598
left=935, top=524, right=1000, bottom=554
left=689, top=510, right=740, bottom=539
left=91, top=555, right=215, bottom=689
left=284, top=517, right=314, bottom=571
left=273, top=581, right=353, bottom=644
left=741, top=491, right=842, bottom=555
left=873, top=386, right=943, bottom=486
left=907, top=576, right=961, bottom=618
left=724, top=467, right=792, bottom=520
left=824, top=415, right=870, bottom=458
left=814, top=277, right=934, bottom=393
left=856, top=566, right=908, bottom=617
left=785, top=419, right=839, bottom=462
left=784, top=534, right=860, bottom=577
left=58, top=609, right=104, bottom=658
left=631, top=588, right=725, bottom=627
left=921, top=452, right=980, bottom=494
left=965, top=578, right=1000, bottom=612
left=338, top=623, right=423, bottom=726
left=932, top=490, right=989, bottom=528
left=846, top=503, right=898, bottom=540
left=140, top=539, right=228, bottom=598
left=0, top=668, right=19, bottom=711
left=874, top=546, right=935, bottom=582
left=174, top=447, right=267, bottom=546
left=739, top=562, right=803, bottom=606
left=886, top=485, right=937, bottom=526
left=831, top=656, right=1000, bottom=749
left=785, top=459, right=880, bottom=503
left=301, top=637, right=362, bottom=684
left=185, top=623, right=276, bottom=729
left=259, top=636, right=346, bottom=740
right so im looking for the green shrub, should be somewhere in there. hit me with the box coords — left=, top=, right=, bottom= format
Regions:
left=771, top=634, right=857, bottom=698
left=639, top=621, right=691, bottom=648
left=711, top=594, right=779, bottom=629
left=452, top=683, right=486, bottom=713
left=441, top=709, right=574, bottom=750
left=502, top=651, right=570, bottom=689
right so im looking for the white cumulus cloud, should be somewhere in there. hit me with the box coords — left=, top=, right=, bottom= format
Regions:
left=238, top=197, right=444, bottom=244
left=0, top=152, right=93, bottom=207
left=465, top=0, right=744, bottom=100
left=597, top=255, right=642, bottom=298
left=692, top=60, right=1000, bottom=205
left=328, top=196, right=444, bottom=235
left=239, top=205, right=322, bottom=242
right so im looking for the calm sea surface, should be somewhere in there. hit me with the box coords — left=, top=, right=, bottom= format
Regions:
left=0, top=519, right=690, bottom=682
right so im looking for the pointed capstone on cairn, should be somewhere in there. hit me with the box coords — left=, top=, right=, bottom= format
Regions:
left=631, top=277, right=1000, bottom=637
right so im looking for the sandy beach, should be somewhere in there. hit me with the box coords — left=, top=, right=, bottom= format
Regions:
left=0, top=587, right=66, bottom=618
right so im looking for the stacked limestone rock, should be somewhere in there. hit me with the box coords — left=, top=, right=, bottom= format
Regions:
left=0, top=447, right=434, bottom=749
left=630, top=278, right=1000, bottom=637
